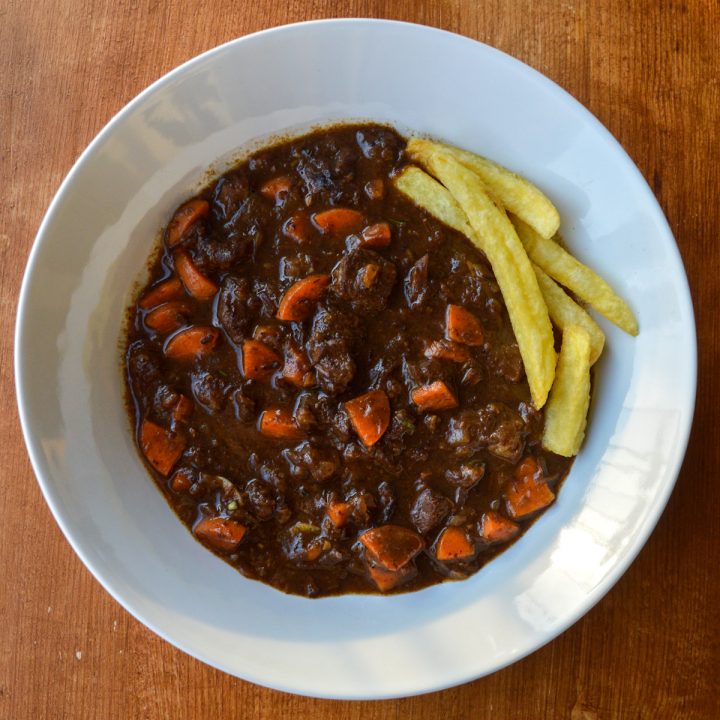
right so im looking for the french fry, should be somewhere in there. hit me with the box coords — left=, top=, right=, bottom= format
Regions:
left=513, top=216, right=638, bottom=336
left=533, top=264, right=605, bottom=364
left=407, top=138, right=560, bottom=239
left=542, top=325, right=592, bottom=456
left=409, top=142, right=556, bottom=408
left=394, top=166, right=472, bottom=236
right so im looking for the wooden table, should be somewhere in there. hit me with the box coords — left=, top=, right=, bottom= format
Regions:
left=2, top=1, right=717, bottom=717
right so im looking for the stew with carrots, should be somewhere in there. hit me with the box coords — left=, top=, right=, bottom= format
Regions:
left=124, top=123, right=572, bottom=597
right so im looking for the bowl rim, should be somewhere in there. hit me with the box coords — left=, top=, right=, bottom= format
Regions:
left=14, top=18, right=697, bottom=699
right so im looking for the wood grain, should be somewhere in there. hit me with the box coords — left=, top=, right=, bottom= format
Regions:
left=2, top=0, right=718, bottom=718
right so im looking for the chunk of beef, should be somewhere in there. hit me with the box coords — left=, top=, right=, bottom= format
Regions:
left=377, top=480, right=396, bottom=524
left=447, top=403, right=525, bottom=462
left=194, top=231, right=251, bottom=273
left=127, top=341, right=161, bottom=396
left=191, top=371, right=228, bottom=413
left=410, top=487, right=453, bottom=535
left=306, top=303, right=360, bottom=395
left=404, top=254, right=430, bottom=310
left=445, top=462, right=485, bottom=491
left=297, top=154, right=334, bottom=204
left=244, top=478, right=276, bottom=521
left=248, top=279, right=278, bottom=318
left=216, top=275, right=251, bottom=345
left=486, top=343, right=524, bottom=383
left=331, top=247, right=397, bottom=312
left=212, top=172, right=250, bottom=222
left=355, top=127, right=401, bottom=162
left=284, top=441, right=340, bottom=483
left=233, top=388, right=256, bottom=422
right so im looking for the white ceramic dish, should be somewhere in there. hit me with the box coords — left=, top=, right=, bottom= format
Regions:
left=15, top=20, right=696, bottom=699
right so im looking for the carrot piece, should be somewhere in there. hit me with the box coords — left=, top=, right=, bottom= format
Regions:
left=139, top=276, right=185, bottom=309
left=194, top=517, right=247, bottom=551
left=144, top=301, right=192, bottom=334
left=479, top=511, right=520, bottom=543
left=411, top=380, right=458, bottom=412
left=359, top=525, right=424, bottom=571
left=276, top=274, right=330, bottom=321
left=344, top=389, right=391, bottom=446
left=164, top=326, right=220, bottom=361
left=173, top=249, right=219, bottom=301
left=326, top=500, right=352, bottom=528
left=172, top=394, right=194, bottom=423
left=283, top=212, right=313, bottom=244
left=359, top=222, right=392, bottom=248
left=446, top=304, right=485, bottom=346
left=304, top=542, right=323, bottom=562
left=504, top=457, right=556, bottom=519
left=364, top=179, right=385, bottom=200
left=258, top=407, right=304, bottom=441
left=435, top=526, right=476, bottom=562
left=423, top=339, right=471, bottom=363
left=140, top=419, right=185, bottom=476
left=165, top=199, right=209, bottom=248
left=259, top=175, right=292, bottom=201
left=170, top=467, right=194, bottom=493
left=282, top=343, right=314, bottom=388
left=367, top=562, right=416, bottom=592
left=313, top=208, right=365, bottom=236
left=242, top=339, right=282, bottom=382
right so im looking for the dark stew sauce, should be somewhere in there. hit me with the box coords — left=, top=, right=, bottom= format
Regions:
left=124, top=123, right=572, bottom=597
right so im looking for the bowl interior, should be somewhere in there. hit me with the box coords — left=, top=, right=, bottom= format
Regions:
left=16, top=19, right=696, bottom=699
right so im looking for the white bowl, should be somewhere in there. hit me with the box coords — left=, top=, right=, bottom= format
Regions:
left=15, top=19, right=696, bottom=699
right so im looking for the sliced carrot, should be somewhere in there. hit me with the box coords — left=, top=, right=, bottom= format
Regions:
left=423, top=339, right=471, bottom=363
left=304, top=542, right=323, bottom=562
left=276, top=274, right=330, bottom=321
left=326, top=500, right=352, bottom=528
left=170, top=467, right=194, bottom=493
left=140, top=419, right=185, bottom=476
left=144, top=301, right=192, bottom=334
left=139, top=276, right=184, bottom=309
left=258, top=407, right=304, bottom=441
left=367, top=562, right=416, bottom=592
left=282, top=343, right=314, bottom=388
left=194, top=517, right=246, bottom=551
left=164, top=326, right=220, bottom=361
left=259, top=175, right=292, bottom=201
left=313, top=208, right=365, bottom=236
left=173, top=249, right=219, bottom=301
left=435, top=526, right=476, bottom=562
left=479, top=511, right=520, bottom=544
left=345, top=389, right=391, bottom=447
left=172, top=394, right=194, bottom=423
left=411, top=380, right=458, bottom=412
left=242, top=339, right=282, bottom=382
left=166, top=199, right=209, bottom=248
left=446, top=304, right=484, bottom=346
left=364, top=178, right=385, bottom=200
left=504, top=457, right=556, bottom=519
left=283, top=212, right=313, bottom=244
left=359, top=222, right=392, bottom=248
left=359, top=525, right=424, bottom=571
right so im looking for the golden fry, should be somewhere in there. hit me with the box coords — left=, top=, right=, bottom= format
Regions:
left=393, top=166, right=472, bottom=236
left=542, top=325, right=592, bottom=457
left=513, top=216, right=638, bottom=336
left=409, top=142, right=556, bottom=408
left=533, top=264, right=605, bottom=364
left=407, top=137, right=560, bottom=239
